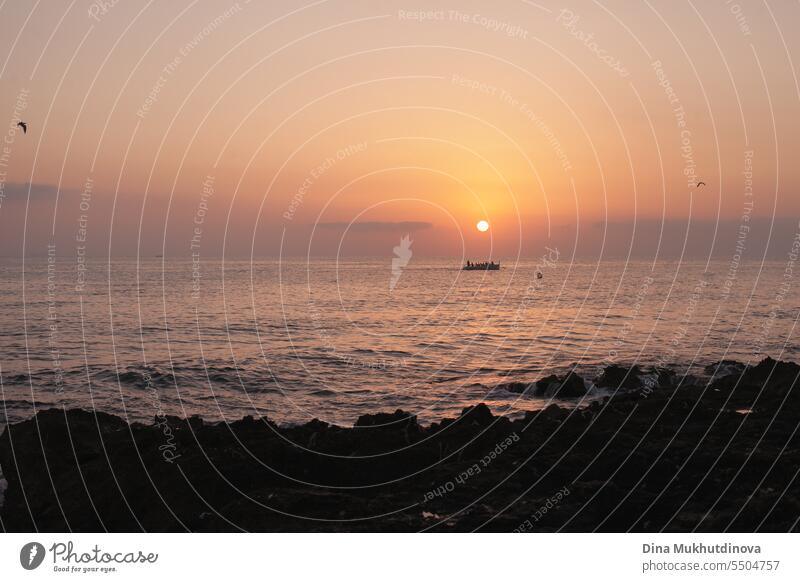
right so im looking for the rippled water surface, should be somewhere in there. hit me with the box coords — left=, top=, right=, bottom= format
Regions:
left=1, top=257, right=797, bottom=427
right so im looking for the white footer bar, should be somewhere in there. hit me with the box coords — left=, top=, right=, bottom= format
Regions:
left=1, top=533, right=796, bottom=581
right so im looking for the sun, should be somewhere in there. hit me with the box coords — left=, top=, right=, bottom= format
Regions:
left=476, top=220, right=490, bottom=232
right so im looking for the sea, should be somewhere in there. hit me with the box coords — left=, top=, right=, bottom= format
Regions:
left=0, top=257, right=798, bottom=430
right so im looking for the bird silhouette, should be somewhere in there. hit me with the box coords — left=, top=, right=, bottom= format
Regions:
left=696, top=181, right=706, bottom=188
left=16, top=121, right=27, bottom=134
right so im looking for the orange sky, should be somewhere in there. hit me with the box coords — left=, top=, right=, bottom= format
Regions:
left=0, top=0, right=798, bottom=258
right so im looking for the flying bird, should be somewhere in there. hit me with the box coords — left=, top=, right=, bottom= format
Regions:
left=16, top=121, right=27, bottom=134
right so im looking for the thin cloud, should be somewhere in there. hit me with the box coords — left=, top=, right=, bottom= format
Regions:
left=0, top=182, right=70, bottom=202
left=316, top=221, right=433, bottom=233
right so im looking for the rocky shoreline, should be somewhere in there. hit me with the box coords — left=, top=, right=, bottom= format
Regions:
left=1, top=357, right=799, bottom=532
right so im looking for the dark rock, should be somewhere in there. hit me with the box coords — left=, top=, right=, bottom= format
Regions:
left=523, top=403, right=567, bottom=424
left=499, top=372, right=587, bottom=398
left=744, top=357, right=800, bottom=384
left=536, top=370, right=587, bottom=398
left=704, top=360, right=746, bottom=378
left=2, top=359, right=799, bottom=532
left=595, top=364, right=642, bottom=390
left=187, top=415, right=204, bottom=430
left=303, top=418, right=330, bottom=431
left=459, top=403, right=494, bottom=427
left=653, top=367, right=676, bottom=389
left=354, top=409, right=418, bottom=431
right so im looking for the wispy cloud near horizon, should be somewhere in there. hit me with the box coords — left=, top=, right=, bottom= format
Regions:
left=315, top=221, right=433, bottom=233
left=0, top=182, right=70, bottom=202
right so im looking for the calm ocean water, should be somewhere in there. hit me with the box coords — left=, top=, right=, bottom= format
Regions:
left=0, top=257, right=797, bottom=428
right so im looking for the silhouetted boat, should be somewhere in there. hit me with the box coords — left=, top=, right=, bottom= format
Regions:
left=463, top=261, right=499, bottom=271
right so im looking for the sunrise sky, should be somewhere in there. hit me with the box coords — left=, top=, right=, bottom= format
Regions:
left=0, top=0, right=798, bottom=258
